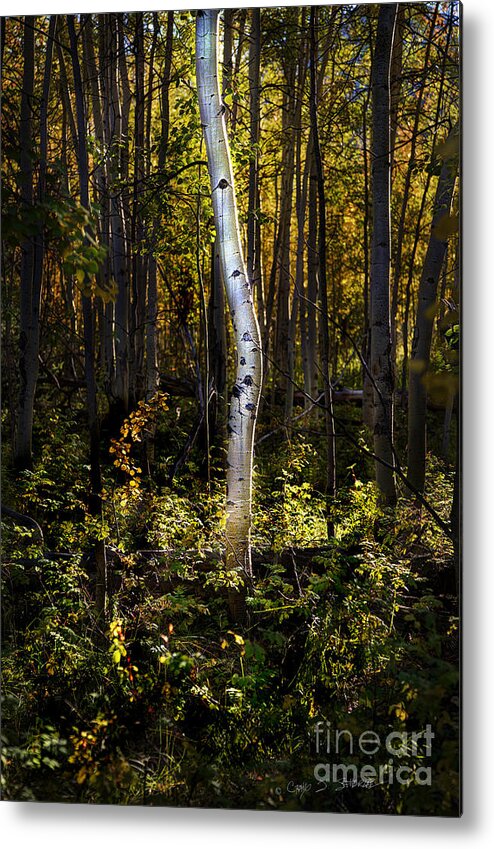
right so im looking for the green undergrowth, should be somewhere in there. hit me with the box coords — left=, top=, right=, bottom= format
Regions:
left=1, top=410, right=458, bottom=814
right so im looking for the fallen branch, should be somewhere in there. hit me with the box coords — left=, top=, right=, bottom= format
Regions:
left=1, top=504, right=44, bottom=545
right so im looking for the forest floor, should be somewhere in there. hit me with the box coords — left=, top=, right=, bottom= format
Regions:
left=1, top=400, right=459, bottom=814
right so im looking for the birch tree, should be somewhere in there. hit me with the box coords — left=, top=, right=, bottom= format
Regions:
left=196, top=10, right=263, bottom=617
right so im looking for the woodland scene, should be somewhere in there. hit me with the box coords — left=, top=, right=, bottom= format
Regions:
left=1, top=3, right=460, bottom=814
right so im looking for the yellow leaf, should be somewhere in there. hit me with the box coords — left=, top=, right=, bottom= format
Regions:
left=76, top=766, right=87, bottom=784
left=395, top=706, right=408, bottom=721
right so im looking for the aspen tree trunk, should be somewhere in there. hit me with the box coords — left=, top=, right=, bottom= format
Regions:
left=15, top=17, right=36, bottom=469
left=299, top=137, right=313, bottom=411
left=205, top=14, right=229, bottom=456
left=83, top=15, right=113, bottom=393
left=407, top=136, right=458, bottom=493
left=310, top=6, right=336, bottom=526
left=285, top=126, right=309, bottom=423
left=400, top=6, right=453, bottom=398
left=130, top=12, right=146, bottom=404
left=158, top=11, right=174, bottom=172
left=32, top=14, right=56, bottom=358
left=228, top=9, right=247, bottom=134
left=370, top=3, right=398, bottom=506
left=107, top=17, right=130, bottom=420
left=272, top=34, right=306, bottom=397
left=196, top=10, right=263, bottom=617
left=389, top=5, right=404, bottom=175
left=56, top=40, right=79, bottom=154
left=391, top=5, right=438, bottom=373
left=222, top=9, right=233, bottom=111
left=306, top=143, right=319, bottom=411
left=247, top=7, right=264, bottom=342
left=362, top=95, right=374, bottom=429
left=145, top=16, right=160, bottom=409
left=15, top=16, right=56, bottom=469
left=118, top=15, right=132, bottom=215
left=68, top=16, right=107, bottom=621
left=303, top=40, right=331, bottom=416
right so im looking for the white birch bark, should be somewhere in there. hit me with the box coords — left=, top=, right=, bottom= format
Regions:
left=196, top=10, right=263, bottom=588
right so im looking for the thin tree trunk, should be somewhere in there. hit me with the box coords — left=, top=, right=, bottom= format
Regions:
left=389, top=4, right=404, bottom=175
left=230, top=9, right=247, bottom=133
left=305, top=142, right=319, bottom=411
left=130, top=12, right=146, bottom=404
left=158, top=11, right=174, bottom=172
left=83, top=14, right=113, bottom=395
left=285, top=122, right=309, bottom=423
left=145, top=14, right=160, bottom=408
left=104, top=16, right=129, bottom=421
left=407, top=130, right=458, bottom=493
left=362, top=7, right=375, bottom=430
left=370, top=3, right=398, bottom=506
left=68, top=15, right=106, bottom=621
left=310, top=6, right=336, bottom=528
left=15, top=16, right=36, bottom=470
left=55, top=38, right=79, bottom=155
left=391, top=5, right=439, bottom=373
left=272, top=20, right=308, bottom=400
left=196, top=10, right=263, bottom=621
left=362, top=95, right=374, bottom=429
left=400, top=5, right=453, bottom=397
left=302, top=42, right=331, bottom=415
left=247, top=7, right=264, bottom=343
left=16, top=16, right=57, bottom=470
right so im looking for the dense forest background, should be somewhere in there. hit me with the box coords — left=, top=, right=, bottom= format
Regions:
left=1, top=4, right=460, bottom=814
